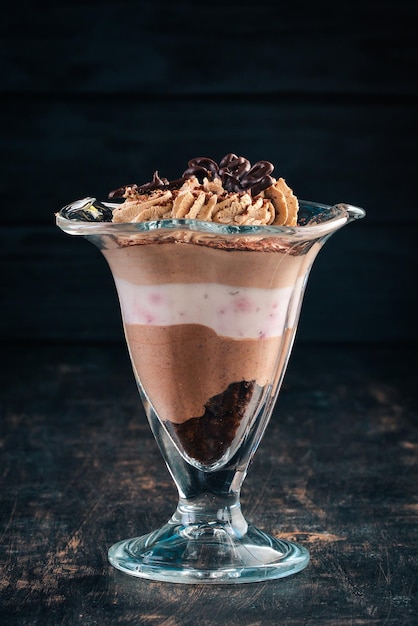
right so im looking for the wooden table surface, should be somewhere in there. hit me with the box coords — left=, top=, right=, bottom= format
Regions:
left=1, top=342, right=416, bottom=625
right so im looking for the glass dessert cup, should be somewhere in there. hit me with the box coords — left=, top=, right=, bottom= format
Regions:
left=56, top=200, right=365, bottom=584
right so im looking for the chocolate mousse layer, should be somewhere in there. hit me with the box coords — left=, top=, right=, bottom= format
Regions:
left=124, top=323, right=284, bottom=424
left=103, top=239, right=307, bottom=289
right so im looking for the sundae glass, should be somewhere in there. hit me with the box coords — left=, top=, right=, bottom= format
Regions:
left=56, top=155, right=365, bottom=583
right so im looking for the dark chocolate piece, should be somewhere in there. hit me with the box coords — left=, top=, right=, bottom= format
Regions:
left=108, top=154, right=277, bottom=201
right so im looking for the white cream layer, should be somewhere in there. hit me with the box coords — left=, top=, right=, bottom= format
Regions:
left=114, top=277, right=305, bottom=339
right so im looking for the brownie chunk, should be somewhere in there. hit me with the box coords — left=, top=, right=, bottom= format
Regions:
left=170, top=380, right=255, bottom=466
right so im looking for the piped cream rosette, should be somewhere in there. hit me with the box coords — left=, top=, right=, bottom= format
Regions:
left=112, top=176, right=298, bottom=227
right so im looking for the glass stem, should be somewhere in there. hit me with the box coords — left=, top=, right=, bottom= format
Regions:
left=170, top=491, right=248, bottom=538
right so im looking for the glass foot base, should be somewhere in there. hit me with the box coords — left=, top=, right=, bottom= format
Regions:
left=108, top=522, right=309, bottom=584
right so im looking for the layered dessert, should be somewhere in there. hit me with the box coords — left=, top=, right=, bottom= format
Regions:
left=61, top=154, right=314, bottom=468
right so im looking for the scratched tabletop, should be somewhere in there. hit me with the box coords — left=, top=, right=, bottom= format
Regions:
left=1, top=343, right=417, bottom=625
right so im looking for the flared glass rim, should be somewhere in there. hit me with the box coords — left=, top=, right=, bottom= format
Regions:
left=56, top=199, right=365, bottom=241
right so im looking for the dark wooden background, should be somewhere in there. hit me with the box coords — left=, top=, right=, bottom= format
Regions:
left=1, top=0, right=417, bottom=344
left=1, top=1, right=417, bottom=624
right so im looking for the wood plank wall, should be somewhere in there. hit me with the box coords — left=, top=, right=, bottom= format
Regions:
left=1, top=0, right=417, bottom=343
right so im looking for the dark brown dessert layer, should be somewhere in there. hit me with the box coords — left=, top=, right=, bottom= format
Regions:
left=168, top=380, right=255, bottom=466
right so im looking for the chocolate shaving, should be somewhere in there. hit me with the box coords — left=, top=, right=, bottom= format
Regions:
left=108, top=154, right=278, bottom=200
left=108, top=184, right=138, bottom=199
